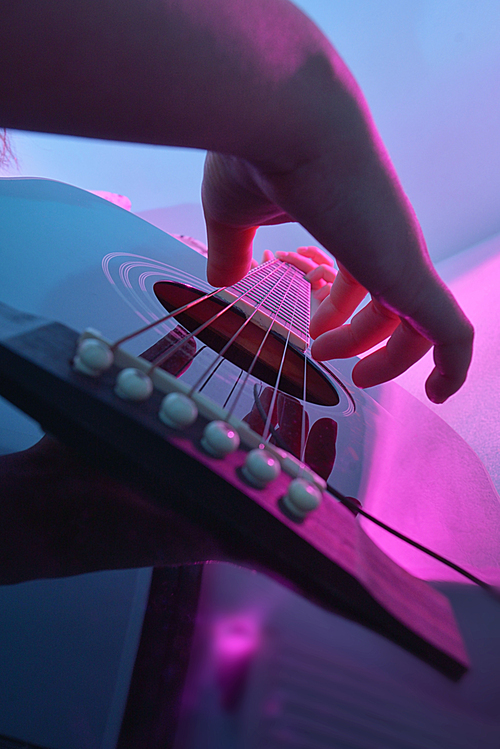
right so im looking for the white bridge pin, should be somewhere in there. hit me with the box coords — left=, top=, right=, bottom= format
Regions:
left=282, top=478, right=322, bottom=520
left=159, top=392, right=198, bottom=429
left=201, top=420, right=240, bottom=458
left=115, top=368, right=153, bottom=401
left=74, top=338, right=113, bottom=376
left=242, top=448, right=280, bottom=488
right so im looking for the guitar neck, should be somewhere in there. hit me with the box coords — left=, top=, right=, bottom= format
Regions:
left=216, top=260, right=311, bottom=351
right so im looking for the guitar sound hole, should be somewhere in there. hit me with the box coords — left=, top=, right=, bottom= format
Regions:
left=154, top=281, right=339, bottom=407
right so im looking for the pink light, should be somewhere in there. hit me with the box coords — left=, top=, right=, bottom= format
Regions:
left=213, top=614, right=261, bottom=660
left=212, top=614, right=262, bottom=711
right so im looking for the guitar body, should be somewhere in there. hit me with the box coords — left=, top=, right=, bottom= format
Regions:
left=1, top=176, right=500, bottom=691
left=0, top=178, right=368, bottom=501
left=1, top=177, right=498, bottom=575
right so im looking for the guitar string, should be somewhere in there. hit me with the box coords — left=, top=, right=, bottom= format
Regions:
left=214, top=262, right=312, bottom=465
left=148, top=260, right=289, bottom=376
left=224, top=267, right=302, bottom=420
left=111, top=287, right=222, bottom=349
left=232, top=269, right=309, bottom=459
left=145, top=260, right=290, bottom=374
left=251, top=385, right=290, bottom=452
left=109, top=259, right=499, bottom=594
left=261, top=270, right=303, bottom=444
left=300, top=340, right=309, bottom=462
left=175, top=267, right=500, bottom=594
left=328, top=485, right=500, bottom=598
left=110, top=259, right=286, bottom=351
left=187, top=262, right=299, bottom=399
left=299, top=285, right=312, bottom=462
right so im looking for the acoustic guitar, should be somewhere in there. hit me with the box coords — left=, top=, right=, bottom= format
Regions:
left=1, top=176, right=489, bottom=681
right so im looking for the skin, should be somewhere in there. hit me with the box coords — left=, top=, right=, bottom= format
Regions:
left=0, top=0, right=473, bottom=402
left=0, top=0, right=474, bottom=581
left=202, top=154, right=473, bottom=404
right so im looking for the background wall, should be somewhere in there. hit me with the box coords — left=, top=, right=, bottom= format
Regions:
left=3, top=0, right=500, bottom=263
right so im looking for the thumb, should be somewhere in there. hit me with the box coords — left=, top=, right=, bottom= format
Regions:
left=204, top=214, right=257, bottom=287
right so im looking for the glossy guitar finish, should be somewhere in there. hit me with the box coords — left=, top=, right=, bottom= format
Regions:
left=1, top=177, right=490, bottom=680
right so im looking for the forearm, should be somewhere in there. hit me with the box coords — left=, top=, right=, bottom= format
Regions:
left=0, top=0, right=369, bottom=170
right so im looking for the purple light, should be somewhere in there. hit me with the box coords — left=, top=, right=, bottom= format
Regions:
left=212, top=614, right=262, bottom=711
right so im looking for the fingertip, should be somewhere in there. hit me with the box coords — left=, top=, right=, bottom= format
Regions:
left=309, top=318, right=322, bottom=342
left=309, top=294, right=338, bottom=339
left=350, top=357, right=386, bottom=390
left=350, top=364, right=370, bottom=390
left=425, top=371, right=452, bottom=404
left=429, top=393, right=447, bottom=405
left=309, top=337, right=323, bottom=358
left=206, top=228, right=256, bottom=287
left=305, top=266, right=320, bottom=281
left=207, top=262, right=250, bottom=287
left=310, top=331, right=335, bottom=358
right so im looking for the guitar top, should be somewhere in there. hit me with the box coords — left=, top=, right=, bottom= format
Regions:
left=2, top=177, right=496, bottom=680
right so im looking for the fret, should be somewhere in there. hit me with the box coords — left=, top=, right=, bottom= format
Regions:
left=215, top=261, right=310, bottom=351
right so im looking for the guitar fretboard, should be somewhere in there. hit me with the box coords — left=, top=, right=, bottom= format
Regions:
left=215, top=260, right=310, bottom=351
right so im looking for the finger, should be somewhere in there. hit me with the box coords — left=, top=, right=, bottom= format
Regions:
left=205, top=216, right=257, bottom=286
left=276, top=251, right=336, bottom=300
left=296, top=245, right=335, bottom=268
left=275, top=249, right=319, bottom=275
left=261, top=249, right=274, bottom=263
left=310, top=267, right=367, bottom=338
left=275, top=247, right=336, bottom=282
left=425, top=339, right=473, bottom=404
left=202, top=152, right=287, bottom=286
left=311, top=299, right=400, bottom=360
left=306, top=264, right=337, bottom=288
left=313, top=283, right=332, bottom=303
left=351, top=322, right=433, bottom=388
left=375, top=275, right=474, bottom=401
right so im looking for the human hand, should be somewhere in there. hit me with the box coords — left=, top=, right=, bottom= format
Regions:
left=0, top=0, right=472, bottom=402
left=271, top=245, right=413, bottom=375
left=202, top=148, right=473, bottom=404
